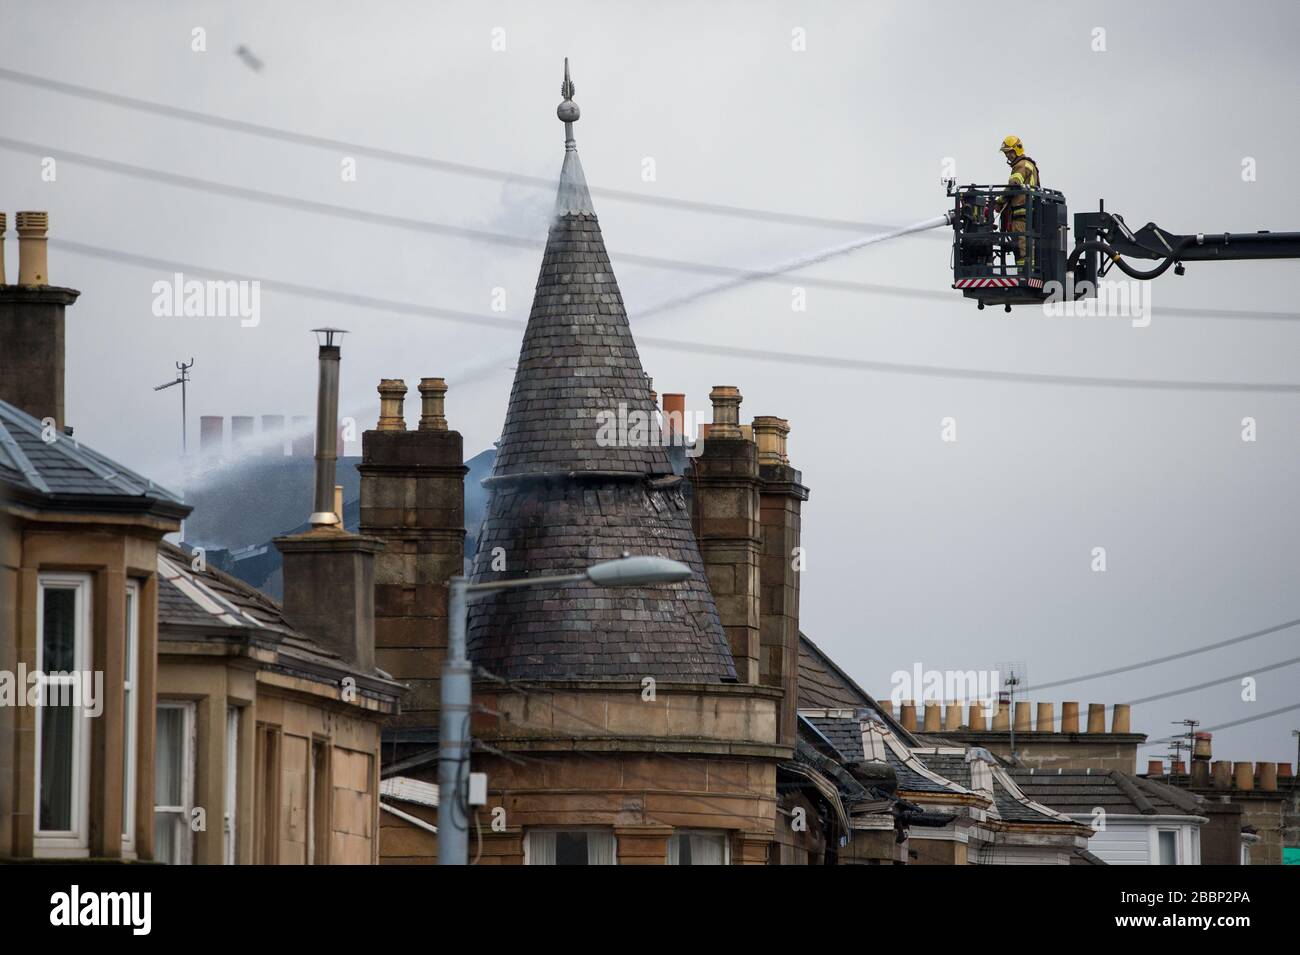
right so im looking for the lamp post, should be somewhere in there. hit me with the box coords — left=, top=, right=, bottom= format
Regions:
left=437, top=555, right=692, bottom=866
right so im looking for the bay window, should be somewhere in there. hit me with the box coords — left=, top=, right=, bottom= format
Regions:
left=154, top=701, right=196, bottom=864
left=34, top=573, right=92, bottom=856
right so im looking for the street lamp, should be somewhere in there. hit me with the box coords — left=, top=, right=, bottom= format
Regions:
left=437, top=555, right=692, bottom=865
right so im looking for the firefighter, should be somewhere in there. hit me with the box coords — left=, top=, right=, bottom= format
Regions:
left=995, top=135, right=1039, bottom=268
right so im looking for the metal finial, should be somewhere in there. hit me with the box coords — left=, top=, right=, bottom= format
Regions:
left=557, top=57, right=580, bottom=148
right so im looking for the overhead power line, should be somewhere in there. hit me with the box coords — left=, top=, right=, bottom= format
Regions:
left=4, top=136, right=1296, bottom=323
left=0, top=66, right=934, bottom=235
left=1021, top=617, right=1300, bottom=694
left=1140, top=702, right=1300, bottom=748
left=51, top=238, right=1300, bottom=395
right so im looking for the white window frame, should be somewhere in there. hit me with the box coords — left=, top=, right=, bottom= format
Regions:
left=224, top=706, right=239, bottom=865
left=33, top=572, right=93, bottom=858
left=1155, top=827, right=1180, bottom=865
left=121, top=581, right=140, bottom=856
left=666, top=829, right=731, bottom=865
left=154, top=700, right=196, bottom=865
left=523, top=828, right=618, bottom=865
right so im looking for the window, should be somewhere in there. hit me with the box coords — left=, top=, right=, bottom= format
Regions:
left=154, top=701, right=195, bottom=864
left=121, top=582, right=139, bottom=853
left=667, top=831, right=728, bottom=865
left=307, top=738, right=330, bottom=865
left=254, top=724, right=281, bottom=864
left=1157, top=829, right=1179, bottom=865
left=223, top=706, right=239, bottom=865
left=526, top=829, right=616, bottom=865
left=34, top=573, right=92, bottom=856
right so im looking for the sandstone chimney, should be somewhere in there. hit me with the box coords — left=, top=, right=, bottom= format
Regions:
left=0, top=212, right=79, bottom=429
left=360, top=375, right=467, bottom=727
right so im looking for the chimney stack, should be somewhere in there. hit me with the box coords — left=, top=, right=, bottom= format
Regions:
left=0, top=212, right=79, bottom=429
left=690, top=386, right=761, bottom=684
left=276, top=331, right=383, bottom=671
left=359, top=375, right=467, bottom=728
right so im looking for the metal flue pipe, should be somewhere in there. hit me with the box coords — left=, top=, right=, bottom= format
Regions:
left=309, top=327, right=347, bottom=526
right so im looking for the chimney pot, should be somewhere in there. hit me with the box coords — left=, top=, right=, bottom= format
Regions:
left=377, top=379, right=408, bottom=431
left=1036, top=702, right=1055, bottom=733
left=752, top=416, right=790, bottom=465
left=1193, top=732, right=1213, bottom=761
left=899, top=701, right=917, bottom=733
left=1233, top=762, right=1254, bottom=791
left=15, top=210, right=49, bottom=286
left=1086, top=703, right=1106, bottom=733
left=1258, top=762, right=1278, bottom=792
left=260, top=415, right=286, bottom=456
left=199, top=415, right=224, bottom=459
left=231, top=415, right=255, bottom=449
left=1111, top=703, right=1131, bottom=734
left=1060, top=701, right=1080, bottom=734
left=991, top=700, right=1011, bottom=731
left=1211, top=761, right=1232, bottom=789
left=943, top=700, right=962, bottom=731
left=966, top=700, right=989, bottom=731
left=1278, top=763, right=1294, bottom=779
left=1013, top=701, right=1032, bottom=733
left=661, top=393, right=686, bottom=440
left=0, top=212, right=7, bottom=285
left=1146, top=759, right=1165, bottom=775
left=1172, top=760, right=1186, bottom=774
left=418, top=377, right=448, bottom=431
left=922, top=701, right=942, bottom=732
left=708, top=385, right=743, bottom=439
left=333, top=484, right=344, bottom=525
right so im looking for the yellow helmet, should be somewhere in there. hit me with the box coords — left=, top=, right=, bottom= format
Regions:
left=1001, top=135, right=1025, bottom=157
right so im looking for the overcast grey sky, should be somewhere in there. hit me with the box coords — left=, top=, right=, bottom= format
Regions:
left=3, top=0, right=1298, bottom=762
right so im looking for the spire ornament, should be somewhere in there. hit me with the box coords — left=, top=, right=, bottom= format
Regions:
left=557, top=57, right=580, bottom=150
left=552, top=57, right=594, bottom=216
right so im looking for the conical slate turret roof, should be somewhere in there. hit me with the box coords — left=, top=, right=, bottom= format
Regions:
left=466, top=62, right=736, bottom=683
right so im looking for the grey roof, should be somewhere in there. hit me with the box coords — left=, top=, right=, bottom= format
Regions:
left=157, top=542, right=401, bottom=693
left=489, top=212, right=669, bottom=479
left=804, top=714, right=956, bottom=794
left=921, top=751, right=1079, bottom=824
left=797, top=633, right=917, bottom=744
left=465, top=89, right=734, bottom=683
left=0, top=397, right=186, bottom=510
left=1009, top=769, right=1206, bottom=817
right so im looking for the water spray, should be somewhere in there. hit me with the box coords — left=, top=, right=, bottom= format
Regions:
left=640, top=212, right=954, bottom=318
